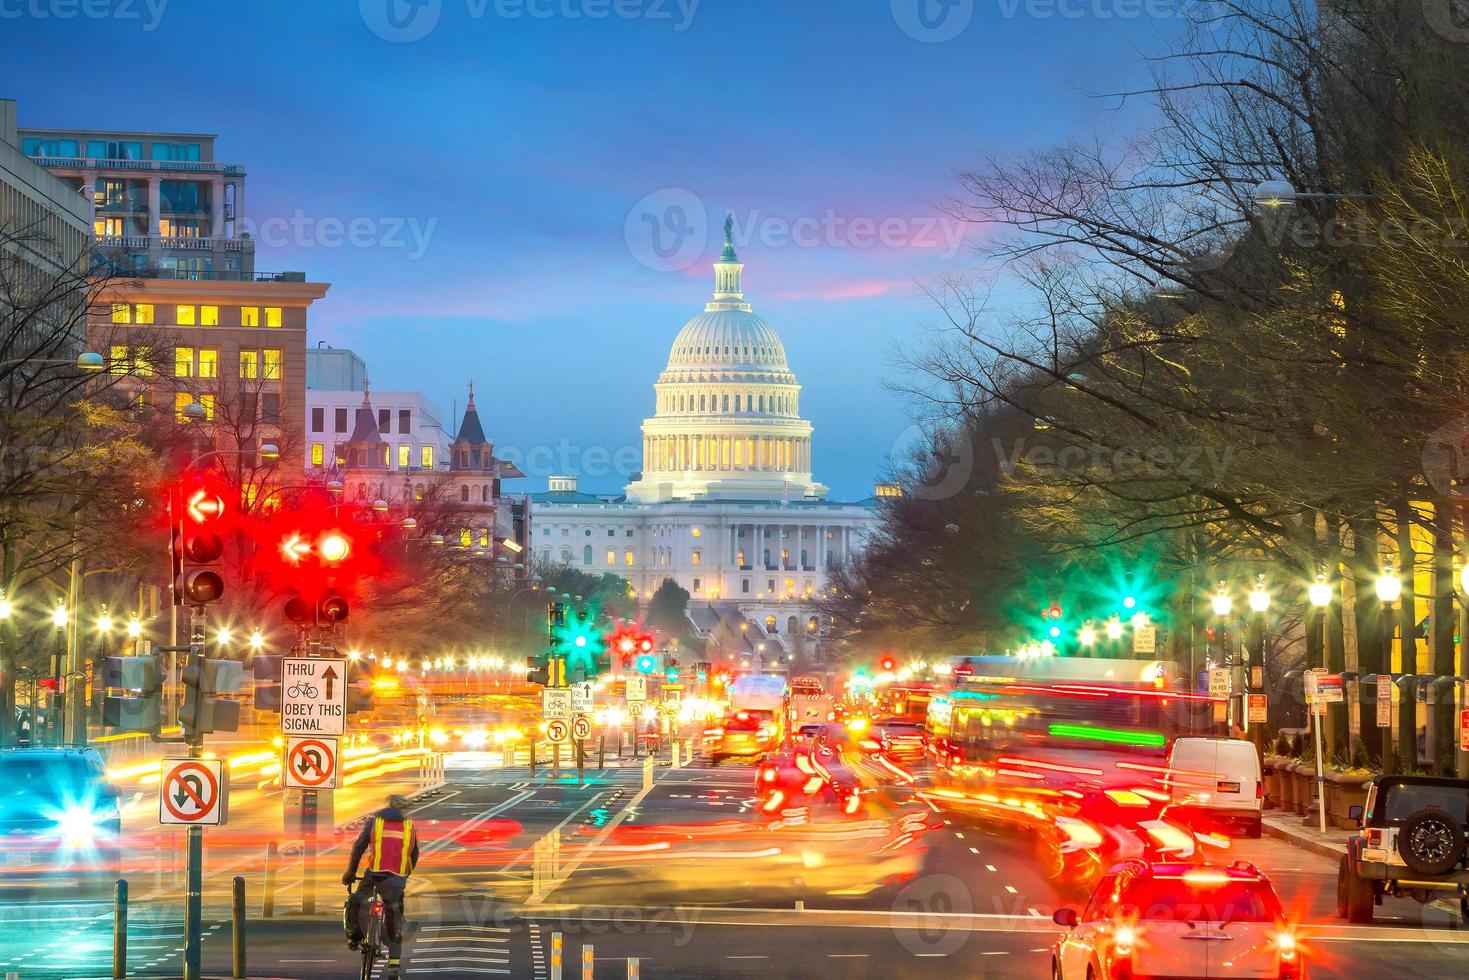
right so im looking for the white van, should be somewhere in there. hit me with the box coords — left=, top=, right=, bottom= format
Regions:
left=1164, top=737, right=1263, bottom=838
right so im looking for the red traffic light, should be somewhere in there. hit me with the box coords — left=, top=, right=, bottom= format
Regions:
left=185, top=488, right=224, bottom=524
left=176, top=481, right=229, bottom=607
left=879, top=654, right=897, bottom=672
left=1047, top=604, right=1062, bottom=620
left=319, top=594, right=349, bottom=624
left=638, top=636, right=654, bottom=653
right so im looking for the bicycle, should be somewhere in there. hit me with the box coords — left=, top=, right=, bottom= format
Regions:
left=348, top=878, right=388, bottom=980
left=287, top=681, right=319, bottom=699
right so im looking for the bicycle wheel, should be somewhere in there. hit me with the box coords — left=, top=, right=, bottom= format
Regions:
left=360, top=915, right=379, bottom=980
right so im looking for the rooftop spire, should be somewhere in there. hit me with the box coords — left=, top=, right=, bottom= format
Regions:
left=719, top=213, right=738, bottom=263
left=710, top=211, right=746, bottom=306
left=466, top=377, right=476, bottom=410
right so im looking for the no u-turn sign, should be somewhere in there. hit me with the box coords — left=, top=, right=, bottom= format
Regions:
left=284, top=736, right=340, bottom=790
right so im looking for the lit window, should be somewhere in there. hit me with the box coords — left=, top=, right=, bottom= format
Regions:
left=398, top=444, right=410, bottom=469
left=111, top=303, right=130, bottom=324
left=174, top=347, right=194, bottom=377
left=199, top=394, right=215, bottom=420
left=460, top=529, right=472, bottom=547
left=691, top=550, right=701, bottom=566
left=134, top=304, right=154, bottom=324
left=176, top=305, right=196, bottom=325
left=691, top=527, right=702, bottom=537
left=480, top=529, right=490, bottom=547
left=108, top=345, right=128, bottom=375
left=310, top=444, right=325, bottom=466
left=263, top=349, right=282, bottom=379
left=420, top=445, right=433, bottom=468
left=239, top=350, right=258, bottom=379
left=693, top=578, right=701, bottom=593
left=607, top=548, right=616, bottom=566
left=241, top=307, right=260, bottom=327
left=624, top=549, right=634, bottom=566
left=174, top=392, right=193, bottom=421
left=200, top=306, right=219, bottom=326
left=197, top=348, right=218, bottom=379
left=133, top=351, right=152, bottom=377
left=264, top=307, right=282, bottom=328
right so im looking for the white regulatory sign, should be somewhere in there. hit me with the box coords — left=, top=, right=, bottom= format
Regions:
left=570, top=681, right=594, bottom=714
left=542, top=688, right=573, bottom=720
left=1208, top=667, right=1231, bottom=697
left=1132, top=624, right=1157, bottom=654
left=283, top=736, right=339, bottom=791
left=159, top=758, right=228, bottom=826
left=281, top=657, right=349, bottom=736
left=625, top=676, right=647, bottom=701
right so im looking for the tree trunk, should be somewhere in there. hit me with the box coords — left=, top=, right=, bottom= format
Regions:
left=1430, top=503, right=1455, bottom=773
left=1395, top=503, right=1416, bottom=772
left=1349, top=515, right=1385, bottom=768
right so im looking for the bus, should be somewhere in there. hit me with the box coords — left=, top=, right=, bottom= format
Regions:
left=788, top=675, right=837, bottom=729
left=924, top=657, right=1217, bottom=791
left=879, top=681, right=939, bottom=723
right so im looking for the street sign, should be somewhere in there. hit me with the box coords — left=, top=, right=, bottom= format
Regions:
left=1208, top=667, right=1231, bottom=698
left=280, top=657, right=348, bottom=736
left=1460, top=709, right=1469, bottom=752
left=625, top=676, right=647, bottom=701
left=159, top=758, right=227, bottom=826
left=1305, top=669, right=1344, bottom=704
left=572, top=715, right=591, bottom=740
left=283, top=735, right=339, bottom=790
left=1247, top=694, right=1268, bottom=724
left=1132, top=624, right=1157, bottom=654
left=1250, top=666, right=1263, bottom=689
left=545, top=718, right=569, bottom=743
left=570, top=681, right=594, bottom=714
left=1376, top=675, right=1392, bottom=727
left=542, top=688, right=573, bottom=720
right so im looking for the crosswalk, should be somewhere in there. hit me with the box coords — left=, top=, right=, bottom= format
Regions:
left=404, top=922, right=515, bottom=975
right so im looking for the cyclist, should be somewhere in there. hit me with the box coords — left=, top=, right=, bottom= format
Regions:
left=344, top=793, right=420, bottom=978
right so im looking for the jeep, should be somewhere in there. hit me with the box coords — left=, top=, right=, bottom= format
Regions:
left=1336, top=774, right=1469, bottom=924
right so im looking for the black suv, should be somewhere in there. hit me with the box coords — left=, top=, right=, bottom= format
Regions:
left=1337, top=774, right=1469, bottom=924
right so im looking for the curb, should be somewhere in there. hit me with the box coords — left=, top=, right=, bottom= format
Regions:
left=1262, top=816, right=1347, bottom=862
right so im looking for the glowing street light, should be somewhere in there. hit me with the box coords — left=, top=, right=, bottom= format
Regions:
left=1308, top=575, right=1333, bottom=608
left=0, top=593, right=11, bottom=620
left=96, top=608, right=113, bottom=633
left=216, top=627, right=232, bottom=645
left=1211, top=586, right=1233, bottom=618
left=1078, top=623, right=1097, bottom=646
left=1248, top=577, right=1271, bottom=613
left=1105, top=617, right=1124, bottom=640
left=51, top=601, right=68, bottom=628
left=249, top=628, right=265, bottom=650
left=126, top=616, right=143, bottom=639
left=1375, top=565, right=1402, bottom=605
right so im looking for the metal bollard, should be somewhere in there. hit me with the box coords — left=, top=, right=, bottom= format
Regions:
left=303, top=836, right=316, bottom=915
left=263, top=841, right=278, bottom=918
left=112, top=878, right=128, bottom=979
left=598, top=734, right=606, bottom=770
left=530, top=736, right=537, bottom=775
left=582, top=944, right=594, bottom=980
left=628, top=956, right=640, bottom=979
left=232, top=875, right=247, bottom=979
left=551, top=931, right=563, bottom=980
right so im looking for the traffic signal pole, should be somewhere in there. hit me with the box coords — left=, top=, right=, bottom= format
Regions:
left=184, top=605, right=205, bottom=980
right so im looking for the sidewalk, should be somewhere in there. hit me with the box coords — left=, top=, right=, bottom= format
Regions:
left=1261, top=808, right=1349, bottom=862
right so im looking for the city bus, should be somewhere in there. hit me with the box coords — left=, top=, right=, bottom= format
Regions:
left=924, top=657, right=1215, bottom=791
left=788, top=674, right=837, bottom=728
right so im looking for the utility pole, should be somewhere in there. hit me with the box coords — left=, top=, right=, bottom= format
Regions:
left=184, top=607, right=206, bottom=980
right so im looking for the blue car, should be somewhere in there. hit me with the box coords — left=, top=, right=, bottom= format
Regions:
left=0, top=748, right=124, bottom=878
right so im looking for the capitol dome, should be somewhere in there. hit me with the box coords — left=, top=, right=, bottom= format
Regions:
left=626, top=217, right=829, bottom=504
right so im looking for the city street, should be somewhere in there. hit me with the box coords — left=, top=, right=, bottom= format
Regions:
left=4, top=748, right=1467, bottom=978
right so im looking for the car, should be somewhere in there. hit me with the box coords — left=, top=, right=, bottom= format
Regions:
left=1336, top=774, right=1469, bottom=924
left=708, top=709, right=778, bottom=765
left=1052, top=860, right=1303, bottom=980
left=871, top=718, right=925, bottom=762
left=1164, top=736, right=1263, bottom=838
left=0, top=748, right=123, bottom=878
left=753, top=745, right=866, bottom=818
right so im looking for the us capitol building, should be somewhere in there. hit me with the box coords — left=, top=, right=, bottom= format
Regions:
left=531, top=221, right=886, bottom=666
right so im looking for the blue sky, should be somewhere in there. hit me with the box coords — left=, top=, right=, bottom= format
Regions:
left=5, top=0, right=1182, bottom=498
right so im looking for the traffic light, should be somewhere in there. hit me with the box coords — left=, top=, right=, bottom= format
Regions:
left=179, top=655, right=243, bottom=737
left=252, top=654, right=283, bottom=711
left=665, top=656, right=679, bottom=683
left=635, top=651, right=658, bottom=675
left=101, top=656, right=161, bottom=731
left=879, top=654, right=897, bottom=672
left=176, top=486, right=227, bottom=606
left=525, top=654, right=567, bottom=687
left=551, top=605, right=605, bottom=677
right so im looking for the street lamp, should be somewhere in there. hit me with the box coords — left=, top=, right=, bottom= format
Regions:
left=0, top=593, right=11, bottom=620
left=249, top=628, right=265, bottom=651
left=1078, top=623, right=1097, bottom=647
left=1374, top=566, right=1401, bottom=605
left=96, top=608, right=113, bottom=634
left=1308, top=575, right=1333, bottom=609
left=1211, top=586, right=1233, bottom=618
left=51, top=601, right=68, bottom=628
left=1374, top=564, right=1401, bottom=771
left=0, top=351, right=105, bottom=372
left=1248, top=577, right=1271, bottom=613
left=216, top=627, right=231, bottom=646
left=1105, top=617, right=1123, bottom=641
left=126, top=616, right=142, bottom=639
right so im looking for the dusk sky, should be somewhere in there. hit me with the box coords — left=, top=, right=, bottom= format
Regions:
left=7, top=0, right=1184, bottom=498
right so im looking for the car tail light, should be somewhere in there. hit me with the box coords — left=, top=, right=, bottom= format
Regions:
left=1367, top=829, right=1383, bottom=847
left=761, top=767, right=777, bottom=784
left=1257, top=783, right=1264, bottom=799
left=1113, top=924, right=1137, bottom=956
left=1276, top=931, right=1298, bottom=962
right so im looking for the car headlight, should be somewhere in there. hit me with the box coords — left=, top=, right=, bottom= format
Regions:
left=56, top=804, right=112, bottom=848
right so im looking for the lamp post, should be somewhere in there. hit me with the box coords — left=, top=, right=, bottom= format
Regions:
left=0, top=592, right=11, bottom=748
left=1308, top=574, right=1334, bottom=750
left=1374, top=566, right=1402, bottom=772
left=1245, top=577, right=1270, bottom=749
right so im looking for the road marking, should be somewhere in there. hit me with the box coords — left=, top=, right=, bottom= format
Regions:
left=1028, top=908, right=1042, bottom=917
left=728, top=955, right=769, bottom=959
left=986, top=864, right=998, bottom=872
left=1005, top=886, right=1018, bottom=894
left=423, top=790, right=536, bottom=855
left=828, top=953, right=869, bottom=957
left=915, top=952, right=947, bottom=957
left=969, top=847, right=979, bottom=854
left=954, top=832, right=964, bottom=839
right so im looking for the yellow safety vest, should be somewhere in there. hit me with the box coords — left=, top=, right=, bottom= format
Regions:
left=368, top=817, right=415, bottom=876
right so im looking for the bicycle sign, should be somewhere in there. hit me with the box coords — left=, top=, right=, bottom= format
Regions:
left=159, top=758, right=227, bottom=826
left=284, top=736, right=339, bottom=790
left=281, top=657, right=348, bottom=736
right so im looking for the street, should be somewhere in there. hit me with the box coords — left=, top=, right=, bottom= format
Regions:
left=5, top=747, right=1467, bottom=978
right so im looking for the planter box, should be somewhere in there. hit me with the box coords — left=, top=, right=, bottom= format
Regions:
left=1290, top=764, right=1315, bottom=816
left=1261, top=759, right=1287, bottom=811
left=1323, top=770, right=1371, bottom=830
left=1277, top=761, right=1297, bottom=810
